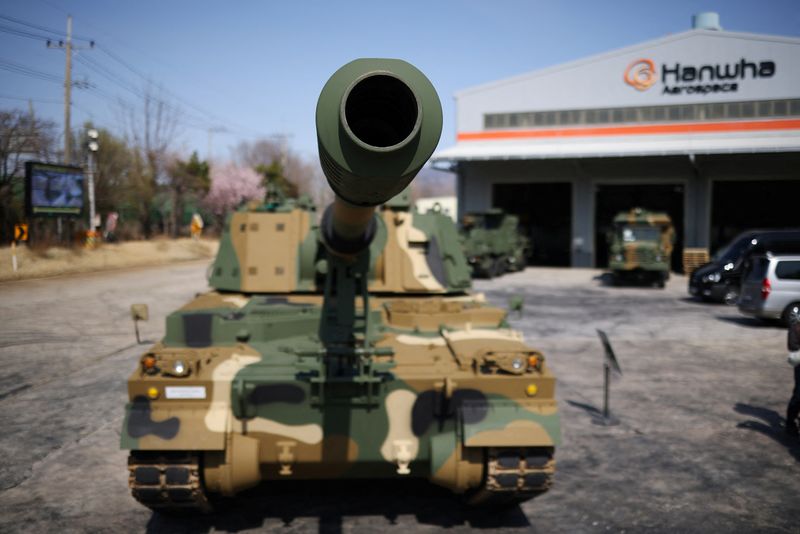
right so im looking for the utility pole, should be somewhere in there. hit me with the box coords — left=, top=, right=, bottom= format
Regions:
left=47, top=15, right=94, bottom=165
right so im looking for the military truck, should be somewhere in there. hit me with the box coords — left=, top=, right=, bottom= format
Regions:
left=608, top=208, right=674, bottom=288
left=460, top=209, right=530, bottom=278
left=121, top=59, right=560, bottom=511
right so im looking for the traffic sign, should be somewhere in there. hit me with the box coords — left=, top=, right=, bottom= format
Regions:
left=14, top=223, right=28, bottom=242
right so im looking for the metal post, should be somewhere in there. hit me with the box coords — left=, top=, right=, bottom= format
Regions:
left=87, top=148, right=96, bottom=230
left=86, top=129, right=99, bottom=232
left=603, top=363, right=610, bottom=419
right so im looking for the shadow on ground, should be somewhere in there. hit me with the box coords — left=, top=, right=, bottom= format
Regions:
left=144, top=478, right=534, bottom=534
left=678, top=297, right=725, bottom=306
left=716, top=316, right=784, bottom=329
left=592, top=272, right=663, bottom=289
left=734, top=403, right=800, bottom=462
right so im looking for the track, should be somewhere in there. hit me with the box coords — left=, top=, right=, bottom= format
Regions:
left=128, top=451, right=211, bottom=513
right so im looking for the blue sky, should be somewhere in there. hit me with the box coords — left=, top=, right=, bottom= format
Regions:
left=1, top=0, right=799, bottom=161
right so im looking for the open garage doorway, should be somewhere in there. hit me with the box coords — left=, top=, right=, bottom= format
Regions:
left=595, top=184, right=685, bottom=272
left=711, top=180, right=800, bottom=254
left=493, top=182, right=572, bottom=266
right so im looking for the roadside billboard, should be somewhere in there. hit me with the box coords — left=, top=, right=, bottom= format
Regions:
left=25, top=162, right=85, bottom=217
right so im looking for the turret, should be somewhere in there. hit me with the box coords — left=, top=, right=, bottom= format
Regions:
left=208, top=59, right=470, bottom=295
left=316, top=58, right=442, bottom=256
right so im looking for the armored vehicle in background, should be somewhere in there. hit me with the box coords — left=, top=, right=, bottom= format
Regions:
left=122, top=59, right=560, bottom=512
left=608, top=208, right=674, bottom=288
left=460, top=209, right=530, bottom=278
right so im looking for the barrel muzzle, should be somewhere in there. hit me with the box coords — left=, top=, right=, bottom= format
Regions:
left=317, top=58, right=442, bottom=207
left=316, top=59, right=442, bottom=256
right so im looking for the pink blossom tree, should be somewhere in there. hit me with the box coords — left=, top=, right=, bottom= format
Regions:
left=204, top=163, right=264, bottom=226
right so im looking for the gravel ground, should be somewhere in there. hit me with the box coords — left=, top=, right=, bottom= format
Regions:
left=0, top=265, right=797, bottom=533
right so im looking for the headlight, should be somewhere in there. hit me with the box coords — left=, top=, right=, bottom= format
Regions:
left=704, top=272, right=721, bottom=283
left=173, top=360, right=186, bottom=375
left=723, top=262, right=734, bottom=271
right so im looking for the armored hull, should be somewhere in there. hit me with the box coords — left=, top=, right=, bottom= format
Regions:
left=122, top=58, right=560, bottom=511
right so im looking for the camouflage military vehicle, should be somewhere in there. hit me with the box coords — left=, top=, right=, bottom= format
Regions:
left=460, top=209, right=530, bottom=278
left=608, top=208, right=674, bottom=288
left=121, top=58, right=560, bottom=511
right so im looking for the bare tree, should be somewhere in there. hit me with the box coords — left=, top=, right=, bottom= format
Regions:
left=0, top=108, right=57, bottom=243
left=119, top=84, right=182, bottom=236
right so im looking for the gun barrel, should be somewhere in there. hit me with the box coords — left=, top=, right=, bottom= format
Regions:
left=316, top=58, right=442, bottom=255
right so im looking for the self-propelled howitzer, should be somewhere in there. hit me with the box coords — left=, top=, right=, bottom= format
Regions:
left=122, top=59, right=560, bottom=512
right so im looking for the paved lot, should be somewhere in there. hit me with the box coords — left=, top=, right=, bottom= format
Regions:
left=0, top=265, right=797, bottom=533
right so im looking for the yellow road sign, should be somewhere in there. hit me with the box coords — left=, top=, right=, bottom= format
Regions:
left=14, top=223, right=28, bottom=242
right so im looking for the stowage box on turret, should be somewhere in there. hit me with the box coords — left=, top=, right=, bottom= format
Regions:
left=121, top=59, right=560, bottom=511
left=608, top=207, right=674, bottom=288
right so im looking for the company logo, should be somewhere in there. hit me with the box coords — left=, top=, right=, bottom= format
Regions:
left=624, top=57, right=776, bottom=95
left=624, top=58, right=657, bottom=91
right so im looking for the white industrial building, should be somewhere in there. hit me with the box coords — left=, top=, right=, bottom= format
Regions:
left=433, top=13, right=800, bottom=269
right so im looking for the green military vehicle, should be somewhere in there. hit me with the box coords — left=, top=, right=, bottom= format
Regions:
left=608, top=207, right=675, bottom=288
left=460, top=209, right=530, bottom=278
left=121, top=59, right=560, bottom=511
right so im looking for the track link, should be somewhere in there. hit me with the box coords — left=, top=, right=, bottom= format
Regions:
left=128, top=451, right=211, bottom=513
left=468, top=446, right=555, bottom=506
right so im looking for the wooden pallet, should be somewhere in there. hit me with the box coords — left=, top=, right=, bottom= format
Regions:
left=683, top=248, right=710, bottom=275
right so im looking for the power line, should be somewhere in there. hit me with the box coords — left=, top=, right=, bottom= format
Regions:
left=96, top=44, right=262, bottom=137
left=0, top=23, right=56, bottom=42
left=0, top=94, right=62, bottom=104
left=73, top=54, right=225, bottom=131
left=0, top=13, right=94, bottom=41
left=5, top=11, right=272, bottom=150
left=0, top=57, right=62, bottom=83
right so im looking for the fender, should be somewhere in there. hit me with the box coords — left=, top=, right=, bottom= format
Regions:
left=460, top=399, right=561, bottom=448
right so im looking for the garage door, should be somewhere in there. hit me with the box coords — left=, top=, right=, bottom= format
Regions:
left=711, top=180, right=800, bottom=254
left=493, top=183, right=572, bottom=266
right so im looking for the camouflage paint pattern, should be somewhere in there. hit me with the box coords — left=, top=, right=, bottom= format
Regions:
left=122, top=286, right=560, bottom=491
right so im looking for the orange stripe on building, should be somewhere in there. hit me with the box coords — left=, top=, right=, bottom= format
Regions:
left=456, top=119, right=800, bottom=141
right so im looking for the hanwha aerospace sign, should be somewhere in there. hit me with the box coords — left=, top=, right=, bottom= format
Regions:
left=624, top=57, right=776, bottom=95
left=623, top=59, right=657, bottom=91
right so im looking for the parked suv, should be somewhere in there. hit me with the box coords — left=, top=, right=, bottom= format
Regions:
left=689, top=229, right=800, bottom=304
left=738, top=253, right=800, bottom=324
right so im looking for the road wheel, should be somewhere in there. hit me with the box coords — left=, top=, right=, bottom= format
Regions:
left=783, top=302, right=800, bottom=326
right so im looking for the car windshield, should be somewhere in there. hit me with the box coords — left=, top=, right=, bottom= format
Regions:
left=621, top=226, right=660, bottom=242
left=713, top=234, right=752, bottom=263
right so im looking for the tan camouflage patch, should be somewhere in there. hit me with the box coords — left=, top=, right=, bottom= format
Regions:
left=380, top=390, right=419, bottom=467
left=465, top=419, right=555, bottom=447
